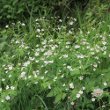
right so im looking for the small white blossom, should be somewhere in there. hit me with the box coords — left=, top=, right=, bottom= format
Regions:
left=59, top=19, right=62, bottom=22
left=36, top=29, right=41, bottom=32
left=76, top=93, right=80, bottom=98
left=5, top=96, right=10, bottom=101
left=69, top=83, right=74, bottom=89
left=82, top=87, right=85, bottom=90
left=6, top=85, right=9, bottom=90
left=44, top=50, right=53, bottom=56
left=5, top=25, right=9, bottom=28
left=79, top=90, right=83, bottom=94
left=67, top=66, right=73, bottom=71
left=1, top=99, right=4, bottom=103
left=23, top=61, right=30, bottom=67
left=2, top=79, right=5, bottom=81
left=66, top=42, right=71, bottom=45
left=63, top=54, right=68, bottom=58
left=8, top=66, right=13, bottom=70
left=103, top=82, right=107, bottom=86
left=10, top=86, right=15, bottom=90
left=92, top=88, right=103, bottom=97
left=93, top=63, right=98, bottom=68
left=62, top=84, right=66, bottom=87
left=74, top=45, right=80, bottom=49
left=21, top=23, right=25, bottom=26
left=102, top=41, right=107, bottom=45
left=79, top=76, right=83, bottom=80
left=20, top=72, right=26, bottom=78
left=74, top=18, right=77, bottom=21
left=40, top=76, right=44, bottom=80
left=77, top=54, right=84, bottom=59
left=69, top=21, right=74, bottom=25
left=29, top=57, right=35, bottom=61
left=70, top=102, right=74, bottom=105
left=91, top=98, right=95, bottom=102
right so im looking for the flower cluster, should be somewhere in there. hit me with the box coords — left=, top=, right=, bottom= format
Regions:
left=0, top=17, right=110, bottom=109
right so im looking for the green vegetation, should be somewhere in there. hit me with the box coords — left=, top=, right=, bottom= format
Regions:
left=0, top=0, right=110, bottom=110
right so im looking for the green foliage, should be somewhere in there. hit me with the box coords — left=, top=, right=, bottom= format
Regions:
left=0, top=0, right=96, bottom=24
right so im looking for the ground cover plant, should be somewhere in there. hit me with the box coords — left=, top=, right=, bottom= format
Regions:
left=0, top=0, right=110, bottom=110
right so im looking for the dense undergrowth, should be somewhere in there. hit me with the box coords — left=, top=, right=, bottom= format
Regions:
left=0, top=0, right=110, bottom=110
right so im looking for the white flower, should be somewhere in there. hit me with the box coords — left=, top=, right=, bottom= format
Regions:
left=93, top=68, right=96, bottom=71
left=42, top=40, right=47, bottom=45
left=79, top=90, right=83, bottom=94
left=66, top=41, right=71, bottom=45
left=5, top=96, right=10, bottom=100
left=29, top=57, right=35, bottom=61
left=35, top=82, right=38, bottom=84
left=8, top=66, right=13, bottom=70
left=91, top=52, right=95, bottom=55
left=102, top=41, right=107, bottom=45
left=51, top=45, right=56, bottom=50
left=6, top=85, right=9, bottom=90
left=102, top=105, right=106, bottom=108
left=65, top=88, right=69, bottom=91
left=2, top=78, right=5, bottom=81
left=79, top=76, right=83, bottom=80
left=74, top=18, right=77, bottom=21
left=44, top=60, right=53, bottom=65
left=93, top=63, right=98, bottom=68
left=77, top=54, right=84, bottom=59
left=23, top=61, right=30, bottom=67
left=59, top=19, right=62, bottom=22
left=66, top=46, right=69, bottom=48
left=92, top=88, right=103, bottom=97
left=35, top=60, right=39, bottom=63
left=74, top=45, right=80, bottom=49
left=10, top=86, right=15, bottom=90
left=70, top=102, right=74, bottom=105
left=103, top=82, right=107, bottom=86
left=40, top=76, right=44, bottom=80
left=69, top=83, right=74, bottom=89
left=82, top=87, right=85, bottom=90
left=1, top=99, right=4, bottom=102
left=67, top=66, right=73, bottom=71
left=15, top=40, right=20, bottom=44
left=36, top=29, right=41, bottom=32
left=20, top=72, right=26, bottom=78
left=21, top=23, right=25, bottom=26
left=9, top=75, right=12, bottom=78
left=69, top=21, right=74, bottom=25
left=44, top=50, right=53, bottom=56
left=5, top=25, right=9, bottom=28
left=91, top=98, right=95, bottom=102
left=76, top=93, right=80, bottom=98
left=63, top=54, right=68, bottom=58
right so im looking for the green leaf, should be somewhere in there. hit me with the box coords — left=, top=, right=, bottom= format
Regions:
left=54, top=92, right=66, bottom=103
left=47, top=90, right=54, bottom=97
